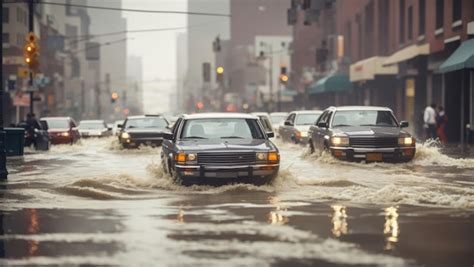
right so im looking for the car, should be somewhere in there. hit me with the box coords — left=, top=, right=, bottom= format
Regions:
left=270, top=112, right=288, bottom=137
left=118, top=115, right=169, bottom=148
left=78, top=120, right=112, bottom=138
left=279, top=110, right=323, bottom=144
left=17, top=120, right=50, bottom=151
left=251, top=112, right=274, bottom=134
left=308, top=106, right=416, bottom=162
left=112, top=120, right=124, bottom=136
left=161, top=113, right=280, bottom=186
left=40, top=117, right=81, bottom=145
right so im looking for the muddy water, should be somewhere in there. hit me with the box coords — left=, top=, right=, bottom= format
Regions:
left=1, top=137, right=473, bottom=266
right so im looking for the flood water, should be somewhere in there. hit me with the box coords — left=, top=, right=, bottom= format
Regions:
left=1, top=137, right=473, bottom=266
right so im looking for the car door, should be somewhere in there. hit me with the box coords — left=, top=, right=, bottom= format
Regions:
left=282, top=113, right=295, bottom=141
left=314, top=111, right=330, bottom=151
left=162, top=118, right=182, bottom=167
left=70, top=119, right=80, bottom=142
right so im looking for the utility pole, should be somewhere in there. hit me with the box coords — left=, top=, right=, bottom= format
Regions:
left=0, top=1, right=8, bottom=180
left=28, top=0, right=35, bottom=115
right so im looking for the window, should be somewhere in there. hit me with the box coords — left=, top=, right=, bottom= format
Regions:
left=418, top=0, right=425, bottom=35
left=407, top=6, right=413, bottom=40
left=399, top=0, right=405, bottom=44
left=436, top=0, right=444, bottom=30
left=2, top=33, right=9, bottom=44
left=378, top=0, right=389, bottom=54
left=180, top=118, right=265, bottom=140
left=345, top=21, right=352, bottom=58
left=452, top=0, right=461, bottom=23
left=2, top=7, right=9, bottom=23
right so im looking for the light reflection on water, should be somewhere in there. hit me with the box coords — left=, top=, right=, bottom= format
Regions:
left=27, top=209, right=40, bottom=256
left=384, top=206, right=400, bottom=251
left=267, top=196, right=289, bottom=225
left=331, top=205, right=348, bottom=237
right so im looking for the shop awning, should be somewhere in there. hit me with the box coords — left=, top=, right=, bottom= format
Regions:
left=307, top=74, right=352, bottom=95
left=350, top=56, right=399, bottom=82
left=384, top=43, right=430, bottom=66
left=438, top=39, right=474, bottom=73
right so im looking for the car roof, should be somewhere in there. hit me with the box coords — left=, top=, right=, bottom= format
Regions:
left=329, top=106, right=393, bottom=112
left=270, top=112, right=288, bottom=116
left=41, top=117, right=71, bottom=120
left=126, top=114, right=164, bottom=119
left=182, top=113, right=258, bottom=120
left=289, top=110, right=323, bottom=114
left=80, top=120, right=104, bottom=123
left=251, top=112, right=270, bottom=116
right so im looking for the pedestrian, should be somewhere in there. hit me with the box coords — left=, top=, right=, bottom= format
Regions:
left=436, top=106, right=448, bottom=144
left=423, top=103, right=437, bottom=140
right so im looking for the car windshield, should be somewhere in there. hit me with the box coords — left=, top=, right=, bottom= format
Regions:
left=79, top=122, right=105, bottom=129
left=125, top=117, right=168, bottom=129
left=332, top=110, right=398, bottom=127
left=180, top=118, right=265, bottom=140
left=46, top=119, right=69, bottom=129
left=270, top=115, right=287, bottom=124
left=295, top=113, right=321, bottom=125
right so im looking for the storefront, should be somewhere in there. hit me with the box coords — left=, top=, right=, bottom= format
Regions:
left=306, top=74, right=352, bottom=109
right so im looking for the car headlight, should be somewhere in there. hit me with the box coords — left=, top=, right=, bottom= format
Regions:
left=61, top=132, right=70, bottom=137
left=256, top=152, right=267, bottom=161
left=301, top=131, right=308, bottom=137
left=331, top=136, right=349, bottom=146
left=176, top=153, right=197, bottom=164
left=121, top=132, right=130, bottom=139
left=187, top=153, right=197, bottom=161
left=256, top=152, right=279, bottom=162
left=398, top=137, right=415, bottom=146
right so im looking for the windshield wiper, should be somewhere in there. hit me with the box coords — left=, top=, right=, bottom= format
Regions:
left=220, top=136, right=244, bottom=139
left=183, top=136, right=207, bottom=139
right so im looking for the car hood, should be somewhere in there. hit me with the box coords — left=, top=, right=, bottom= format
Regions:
left=176, top=139, right=276, bottom=152
left=294, top=125, right=311, bottom=132
left=49, top=128, right=69, bottom=133
left=125, top=128, right=166, bottom=134
left=333, top=126, right=409, bottom=137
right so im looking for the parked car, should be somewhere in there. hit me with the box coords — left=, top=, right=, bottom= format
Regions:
left=40, top=117, right=81, bottom=145
left=308, top=106, right=416, bottom=162
left=161, top=113, right=280, bottom=186
left=279, top=110, right=323, bottom=144
left=270, top=112, right=288, bottom=137
left=78, top=120, right=112, bottom=138
left=251, top=112, right=274, bottom=134
left=118, top=115, right=169, bottom=148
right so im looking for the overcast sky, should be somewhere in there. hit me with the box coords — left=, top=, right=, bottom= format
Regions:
left=122, top=0, right=188, bottom=114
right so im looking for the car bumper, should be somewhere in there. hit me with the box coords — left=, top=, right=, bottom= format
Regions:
left=175, top=163, right=279, bottom=181
left=329, top=146, right=416, bottom=162
left=50, top=136, right=72, bottom=144
left=120, top=138, right=163, bottom=148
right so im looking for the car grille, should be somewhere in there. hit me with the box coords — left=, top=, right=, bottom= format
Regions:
left=350, top=137, right=398, bottom=148
left=198, top=152, right=256, bottom=165
left=129, top=132, right=162, bottom=138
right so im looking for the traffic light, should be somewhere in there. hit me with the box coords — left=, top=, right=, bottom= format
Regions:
left=216, top=66, right=224, bottom=83
left=111, top=92, right=119, bottom=103
left=279, top=66, right=289, bottom=83
left=24, top=32, right=39, bottom=71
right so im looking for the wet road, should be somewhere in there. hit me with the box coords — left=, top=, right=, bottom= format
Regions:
left=1, top=137, right=473, bottom=266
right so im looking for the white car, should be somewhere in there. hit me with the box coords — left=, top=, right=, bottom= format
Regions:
left=270, top=112, right=288, bottom=138
left=78, top=120, right=112, bottom=138
left=279, top=110, right=323, bottom=144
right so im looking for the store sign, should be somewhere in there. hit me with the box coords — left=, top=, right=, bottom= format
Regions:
left=3, top=56, right=24, bottom=65
left=13, top=92, right=30, bottom=107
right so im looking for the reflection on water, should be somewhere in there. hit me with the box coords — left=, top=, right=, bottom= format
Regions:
left=27, top=209, right=40, bottom=256
left=177, top=208, right=185, bottom=223
left=331, top=205, right=348, bottom=237
left=383, top=206, right=400, bottom=250
left=267, top=196, right=289, bottom=225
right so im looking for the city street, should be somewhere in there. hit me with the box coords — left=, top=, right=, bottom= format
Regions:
left=1, top=137, right=473, bottom=266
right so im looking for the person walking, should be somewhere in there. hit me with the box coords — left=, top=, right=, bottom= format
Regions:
left=436, top=106, right=448, bottom=144
left=423, top=103, right=437, bottom=140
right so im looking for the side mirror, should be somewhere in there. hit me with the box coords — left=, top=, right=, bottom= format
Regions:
left=266, top=132, right=275, bottom=138
left=284, top=120, right=293, bottom=126
left=107, top=127, right=112, bottom=131
left=117, top=124, right=123, bottom=128
left=400, top=121, right=409, bottom=128
left=317, top=121, right=328, bottom=128
left=163, top=132, right=173, bottom=140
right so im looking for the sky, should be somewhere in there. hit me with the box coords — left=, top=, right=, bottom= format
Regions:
left=121, top=0, right=188, bottom=114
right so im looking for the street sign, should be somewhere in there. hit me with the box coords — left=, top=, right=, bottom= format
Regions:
left=3, top=56, right=24, bottom=65
left=18, top=67, right=29, bottom=78
left=13, top=92, right=30, bottom=107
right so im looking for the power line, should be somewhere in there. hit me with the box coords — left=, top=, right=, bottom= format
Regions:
left=4, top=1, right=231, bottom=17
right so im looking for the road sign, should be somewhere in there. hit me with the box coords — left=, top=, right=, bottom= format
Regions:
left=13, top=92, right=30, bottom=107
left=18, top=67, right=29, bottom=78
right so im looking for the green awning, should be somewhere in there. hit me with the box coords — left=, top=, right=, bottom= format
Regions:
left=307, top=74, right=353, bottom=95
left=439, top=39, right=474, bottom=73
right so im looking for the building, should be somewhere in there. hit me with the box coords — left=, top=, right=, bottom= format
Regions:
left=186, top=0, right=230, bottom=112
left=175, top=32, right=188, bottom=113
left=126, top=55, right=144, bottom=115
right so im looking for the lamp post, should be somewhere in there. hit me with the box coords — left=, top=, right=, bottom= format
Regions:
left=258, top=42, right=274, bottom=112
left=0, top=1, right=8, bottom=179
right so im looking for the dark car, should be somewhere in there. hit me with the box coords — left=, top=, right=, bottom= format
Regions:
left=17, top=120, right=50, bottom=151
left=41, top=117, right=81, bottom=145
left=279, top=110, right=322, bottom=144
left=161, top=113, right=280, bottom=186
left=308, top=106, right=416, bottom=162
left=118, top=115, right=169, bottom=148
